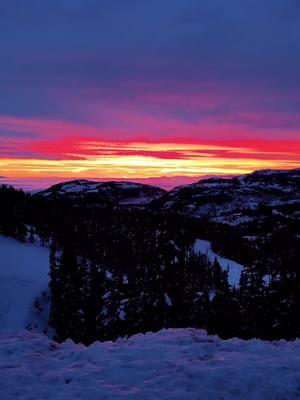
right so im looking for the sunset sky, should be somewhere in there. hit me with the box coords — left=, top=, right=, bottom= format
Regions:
left=1, top=0, right=300, bottom=189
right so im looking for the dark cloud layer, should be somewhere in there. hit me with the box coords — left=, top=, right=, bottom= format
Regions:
left=0, top=0, right=300, bottom=137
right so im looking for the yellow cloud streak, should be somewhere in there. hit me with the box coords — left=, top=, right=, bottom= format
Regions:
left=1, top=153, right=299, bottom=179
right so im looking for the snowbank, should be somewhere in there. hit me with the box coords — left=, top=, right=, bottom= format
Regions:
left=194, top=239, right=243, bottom=287
left=0, top=236, right=49, bottom=331
left=1, top=328, right=300, bottom=399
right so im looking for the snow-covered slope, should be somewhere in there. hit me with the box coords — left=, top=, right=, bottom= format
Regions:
left=1, top=328, right=300, bottom=400
left=37, top=180, right=166, bottom=205
left=0, top=236, right=49, bottom=332
left=194, top=239, right=243, bottom=287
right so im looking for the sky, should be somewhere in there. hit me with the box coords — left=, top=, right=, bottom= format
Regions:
left=1, top=0, right=300, bottom=189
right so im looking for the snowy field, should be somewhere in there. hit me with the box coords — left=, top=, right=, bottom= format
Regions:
left=1, top=328, right=300, bottom=400
left=194, top=239, right=243, bottom=287
left=0, top=236, right=49, bottom=331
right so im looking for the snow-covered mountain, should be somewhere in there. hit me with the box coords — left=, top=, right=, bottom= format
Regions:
left=161, top=168, right=300, bottom=225
left=37, top=180, right=166, bottom=205
left=36, top=168, right=300, bottom=214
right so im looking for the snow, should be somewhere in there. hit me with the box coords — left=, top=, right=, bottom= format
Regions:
left=111, top=182, right=142, bottom=189
left=1, top=328, right=300, bottom=399
left=106, top=270, right=113, bottom=280
left=0, top=236, right=49, bottom=332
left=119, top=196, right=157, bottom=205
left=59, top=182, right=88, bottom=193
left=212, top=214, right=255, bottom=226
left=200, top=181, right=232, bottom=188
left=263, top=274, right=272, bottom=286
left=118, top=310, right=126, bottom=320
left=243, top=235, right=258, bottom=241
left=164, top=293, right=172, bottom=306
left=194, top=239, right=243, bottom=287
left=209, top=289, right=216, bottom=301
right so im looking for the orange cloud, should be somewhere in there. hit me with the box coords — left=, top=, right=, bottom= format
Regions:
left=1, top=139, right=299, bottom=181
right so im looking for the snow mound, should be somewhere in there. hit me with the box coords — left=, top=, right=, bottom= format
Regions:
left=1, top=329, right=300, bottom=399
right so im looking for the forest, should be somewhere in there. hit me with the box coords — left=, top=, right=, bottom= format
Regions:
left=1, top=180, right=300, bottom=344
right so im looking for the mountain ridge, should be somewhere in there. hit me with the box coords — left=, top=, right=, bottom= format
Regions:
left=35, top=167, right=300, bottom=215
left=37, top=179, right=166, bottom=205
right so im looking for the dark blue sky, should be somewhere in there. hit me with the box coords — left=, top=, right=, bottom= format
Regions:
left=1, top=0, right=300, bottom=120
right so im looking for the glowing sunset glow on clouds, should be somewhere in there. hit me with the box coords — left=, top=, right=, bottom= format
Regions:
left=1, top=1, right=300, bottom=189
left=1, top=127, right=299, bottom=184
